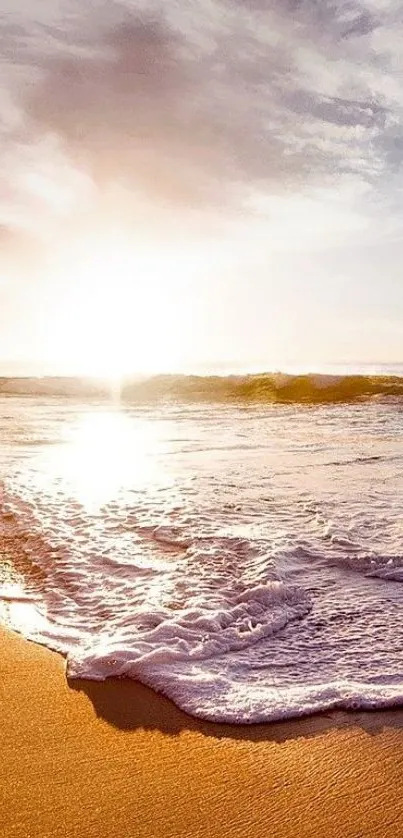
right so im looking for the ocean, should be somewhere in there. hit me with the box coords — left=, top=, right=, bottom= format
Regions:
left=1, top=373, right=403, bottom=723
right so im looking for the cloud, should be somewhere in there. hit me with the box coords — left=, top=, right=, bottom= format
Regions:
left=1, top=0, right=403, bottom=237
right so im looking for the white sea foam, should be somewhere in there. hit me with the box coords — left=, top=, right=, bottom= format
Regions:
left=1, top=396, right=403, bottom=723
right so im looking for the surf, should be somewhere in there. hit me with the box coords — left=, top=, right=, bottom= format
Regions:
left=1, top=395, right=403, bottom=723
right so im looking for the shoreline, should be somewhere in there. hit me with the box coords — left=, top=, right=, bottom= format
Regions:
left=2, top=626, right=403, bottom=838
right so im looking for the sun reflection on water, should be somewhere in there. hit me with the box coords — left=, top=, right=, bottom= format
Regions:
left=0, top=566, right=50, bottom=640
left=1, top=408, right=180, bottom=639
left=45, top=409, right=171, bottom=511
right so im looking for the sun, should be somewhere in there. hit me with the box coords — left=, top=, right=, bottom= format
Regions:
left=42, top=230, right=189, bottom=379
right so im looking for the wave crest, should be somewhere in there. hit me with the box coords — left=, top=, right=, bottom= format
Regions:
left=2, top=373, right=403, bottom=403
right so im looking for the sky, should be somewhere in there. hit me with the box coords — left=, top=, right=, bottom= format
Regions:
left=1, top=0, right=403, bottom=376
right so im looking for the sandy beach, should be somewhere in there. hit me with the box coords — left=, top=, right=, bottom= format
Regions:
left=1, top=626, right=402, bottom=838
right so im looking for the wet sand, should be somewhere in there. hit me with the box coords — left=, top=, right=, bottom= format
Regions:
left=1, top=626, right=403, bottom=838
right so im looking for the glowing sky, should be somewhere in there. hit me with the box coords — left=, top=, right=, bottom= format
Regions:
left=1, top=0, right=403, bottom=374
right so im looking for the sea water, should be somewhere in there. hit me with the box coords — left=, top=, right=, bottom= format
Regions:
left=1, top=392, right=403, bottom=723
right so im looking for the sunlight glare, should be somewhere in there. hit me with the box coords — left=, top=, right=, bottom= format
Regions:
left=51, top=410, right=170, bottom=511
left=43, top=231, right=192, bottom=378
left=0, top=583, right=50, bottom=639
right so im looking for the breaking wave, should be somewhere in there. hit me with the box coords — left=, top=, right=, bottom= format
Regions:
left=1, top=372, right=403, bottom=403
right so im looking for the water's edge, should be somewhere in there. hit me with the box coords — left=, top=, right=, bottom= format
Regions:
left=1, top=396, right=403, bottom=724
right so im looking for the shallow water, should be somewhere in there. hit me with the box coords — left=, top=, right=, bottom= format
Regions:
left=1, top=395, right=403, bottom=723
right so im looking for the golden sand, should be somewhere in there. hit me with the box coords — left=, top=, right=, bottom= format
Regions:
left=1, top=627, right=403, bottom=838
